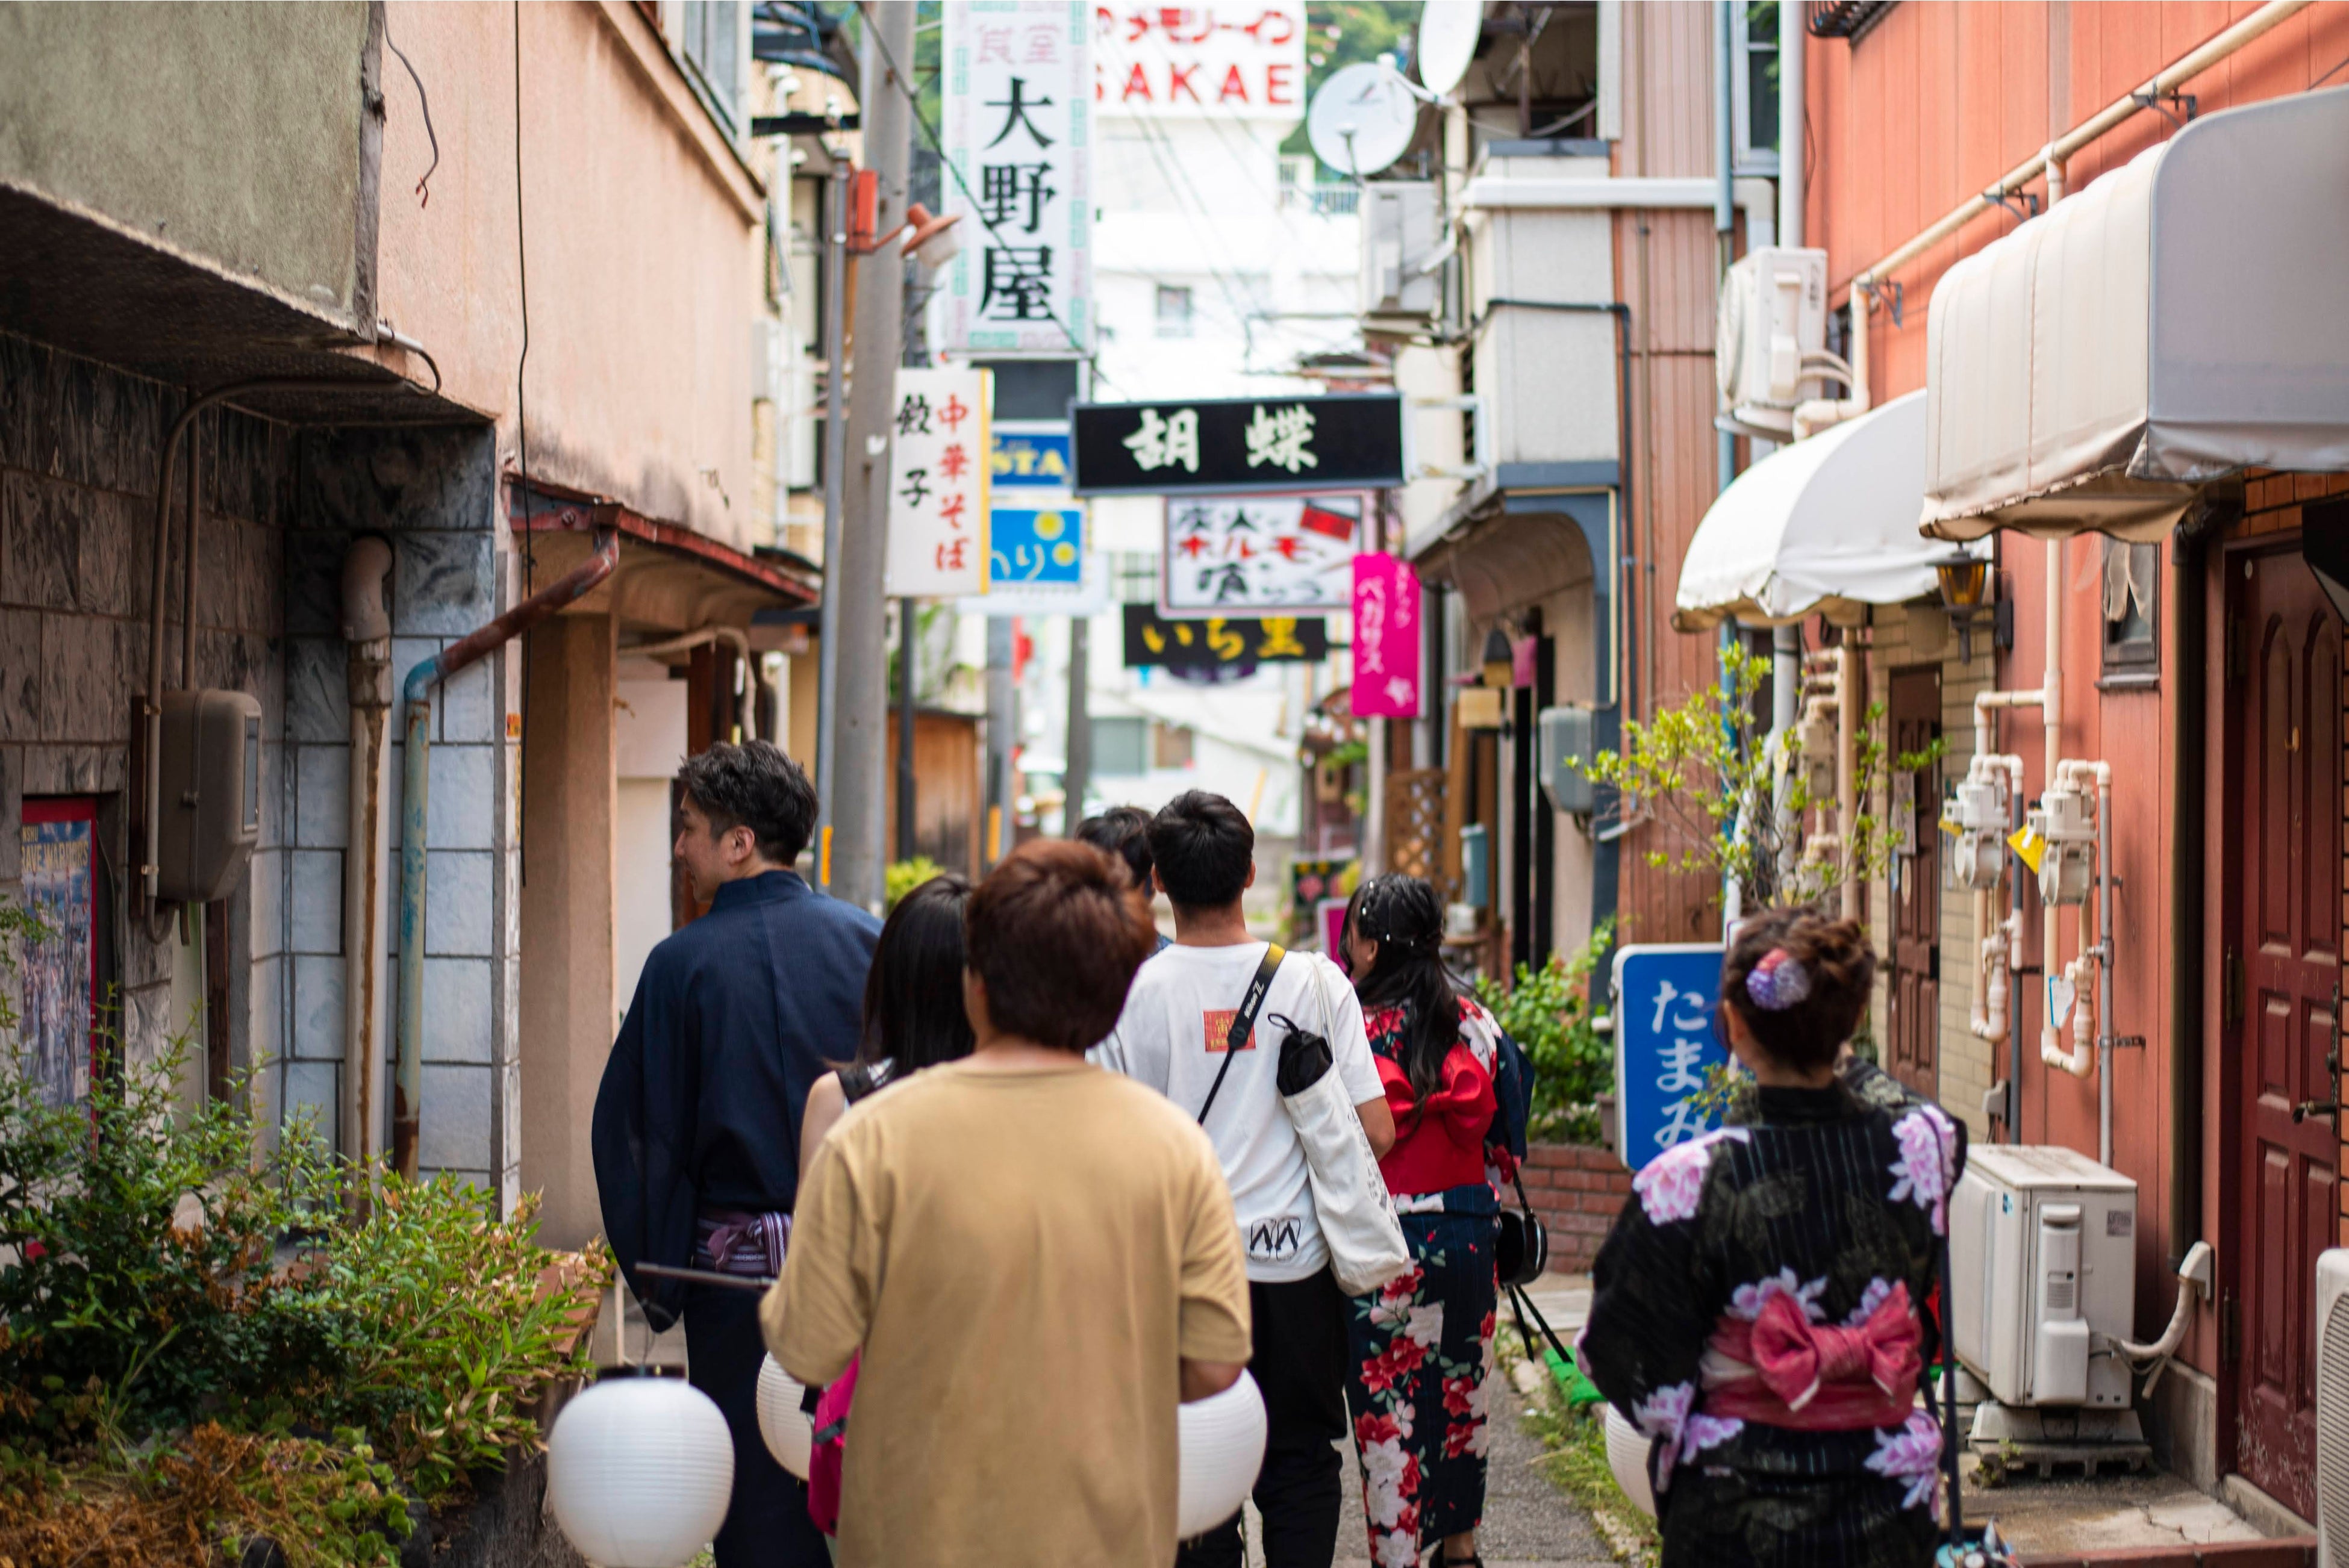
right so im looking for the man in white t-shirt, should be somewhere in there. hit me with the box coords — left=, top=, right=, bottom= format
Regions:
left=1096, top=791, right=1395, bottom=1568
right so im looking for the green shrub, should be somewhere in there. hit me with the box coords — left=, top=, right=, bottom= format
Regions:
left=885, top=856, right=947, bottom=910
left=1474, top=920, right=1615, bottom=1146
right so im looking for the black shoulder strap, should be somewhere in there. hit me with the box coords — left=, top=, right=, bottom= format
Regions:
left=1197, top=943, right=1285, bottom=1127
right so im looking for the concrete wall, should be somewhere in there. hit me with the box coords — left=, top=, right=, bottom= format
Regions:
left=370, top=0, right=762, bottom=550
left=0, top=2, right=376, bottom=332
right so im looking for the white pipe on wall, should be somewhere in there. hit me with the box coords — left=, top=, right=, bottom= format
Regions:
left=339, top=538, right=395, bottom=1189
left=1836, top=645, right=1857, bottom=920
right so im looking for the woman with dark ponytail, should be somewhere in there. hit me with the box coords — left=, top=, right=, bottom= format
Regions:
left=1338, top=873, right=1509, bottom=1568
left=1578, top=907, right=1966, bottom=1567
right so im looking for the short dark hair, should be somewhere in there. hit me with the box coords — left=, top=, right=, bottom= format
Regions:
left=1075, top=805, right=1155, bottom=892
left=675, top=741, right=818, bottom=866
left=966, top=840, right=1154, bottom=1053
left=1720, top=906, right=1877, bottom=1073
left=1147, top=791, right=1253, bottom=911
left=861, top=874, right=975, bottom=1074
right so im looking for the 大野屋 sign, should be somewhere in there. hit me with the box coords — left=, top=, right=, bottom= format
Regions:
left=1610, top=944, right=1729, bottom=1168
left=941, top=2, right=1093, bottom=355
left=1072, top=394, right=1406, bottom=496
left=886, top=367, right=993, bottom=598
left=1161, top=494, right=1358, bottom=615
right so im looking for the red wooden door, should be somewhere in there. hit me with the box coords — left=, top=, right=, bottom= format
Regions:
left=1886, top=665, right=1942, bottom=1098
left=2230, top=549, right=2341, bottom=1520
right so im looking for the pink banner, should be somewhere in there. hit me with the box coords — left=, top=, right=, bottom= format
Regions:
left=1350, top=552, right=1421, bottom=718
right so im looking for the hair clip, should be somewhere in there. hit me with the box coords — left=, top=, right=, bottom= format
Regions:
left=1745, top=948, right=1811, bottom=1012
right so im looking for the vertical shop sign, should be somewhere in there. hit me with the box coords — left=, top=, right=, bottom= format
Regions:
left=1349, top=551, right=1420, bottom=718
left=1610, top=944, right=1729, bottom=1166
left=887, top=367, right=994, bottom=598
left=941, top=1, right=1093, bottom=355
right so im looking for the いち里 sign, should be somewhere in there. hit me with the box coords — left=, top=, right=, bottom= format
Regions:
left=1120, top=603, right=1327, bottom=670
left=1072, top=394, right=1406, bottom=496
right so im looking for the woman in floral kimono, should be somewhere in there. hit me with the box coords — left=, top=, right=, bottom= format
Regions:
left=1579, top=909, right=1965, bottom=1567
left=1340, top=874, right=1509, bottom=1568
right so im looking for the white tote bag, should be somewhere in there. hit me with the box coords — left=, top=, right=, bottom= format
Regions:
left=1281, top=963, right=1411, bottom=1298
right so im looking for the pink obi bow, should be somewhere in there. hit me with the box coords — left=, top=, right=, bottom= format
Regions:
left=1702, top=1283, right=1923, bottom=1431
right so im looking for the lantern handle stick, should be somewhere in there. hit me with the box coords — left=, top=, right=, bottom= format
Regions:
left=635, top=1260, right=779, bottom=1292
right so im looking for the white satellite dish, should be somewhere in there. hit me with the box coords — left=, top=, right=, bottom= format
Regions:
left=1306, top=62, right=1423, bottom=178
left=1415, top=2, right=1482, bottom=99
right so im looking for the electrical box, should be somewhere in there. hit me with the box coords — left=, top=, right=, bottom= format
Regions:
left=1948, top=1145, right=2136, bottom=1411
left=1359, top=182, right=1441, bottom=319
left=1536, top=705, right=1596, bottom=815
left=2029, top=780, right=2096, bottom=906
left=1716, top=246, right=1829, bottom=433
left=155, top=689, right=263, bottom=904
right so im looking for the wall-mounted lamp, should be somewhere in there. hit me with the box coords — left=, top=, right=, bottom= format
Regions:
left=900, top=202, right=963, bottom=269
left=1933, top=550, right=2009, bottom=662
left=1480, top=626, right=1513, bottom=689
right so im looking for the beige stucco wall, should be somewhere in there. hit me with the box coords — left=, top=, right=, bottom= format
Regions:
left=0, top=2, right=373, bottom=327
left=372, top=0, right=761, bottom=549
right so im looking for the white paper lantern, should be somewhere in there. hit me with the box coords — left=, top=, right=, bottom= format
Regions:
left=547, top=1374, right=734, bottom=1567
left=1176, top=1370, right=1268, bottom=1537
left=755, top=1354, right=815, bottom=1480
left=1602, top=1404, right=1658, bottom=1519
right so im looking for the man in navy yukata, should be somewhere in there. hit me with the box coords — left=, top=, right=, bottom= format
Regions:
left=594, top=739, right=879, bottom=1566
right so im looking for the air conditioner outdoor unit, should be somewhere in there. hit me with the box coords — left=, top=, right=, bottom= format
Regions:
left=2319, top=1249, right=2349, bottom=1563
left=1949, top=1146, right=2138, bottom=1441
left=1716, top=246, right=1828, bottom=436
left=1359, top=182, right=1440, bottom=319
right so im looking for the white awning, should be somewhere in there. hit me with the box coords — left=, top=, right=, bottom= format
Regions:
left=1675, top=393, right=1979, bottom=630
left=1922, top=86, right=2349, bottom=541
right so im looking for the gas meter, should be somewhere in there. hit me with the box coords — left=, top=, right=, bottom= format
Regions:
left=2029, top=777, right=2096, bottom=906
left=1790, top=700, right=1838, bottom=802
left=1948, top=762, right=2007, bottom=892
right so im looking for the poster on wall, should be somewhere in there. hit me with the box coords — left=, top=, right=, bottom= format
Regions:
left=19, top=798, right=98, bottom=1112
left=940, top=1, right=1094, bottom=355
left=1160, top=494, right=1358, bottom=615
left=886, top=367, right=993, bottom=599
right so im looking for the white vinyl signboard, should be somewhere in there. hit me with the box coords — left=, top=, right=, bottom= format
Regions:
left=886, top=367, right=993, bottom=599
left=941, top=2, right=1093, bottom=355
left=1160, top=493, right=1359, bottom=615
left=1093, top=1, right=1307, bottom=122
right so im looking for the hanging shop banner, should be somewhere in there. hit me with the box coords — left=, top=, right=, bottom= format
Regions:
left=1121, top=603, right=1327, bottom=669
left=941, top=1, right=1093, bottom=356
left=991, top=499, right=1085, bottom=586
left=1611, top=944, right=1729, bottom=1168
left=1160, top=494, right=1358, bottom=615
left=1072, top=394, right=1406, bottom=496
left=1350, top=551, right=1421, bottom=718
left=1093, top=1, right=1307, bottom=123
left=992, top=428, right=1076, bottom=487
left=886, top=367, right=993, bottom=598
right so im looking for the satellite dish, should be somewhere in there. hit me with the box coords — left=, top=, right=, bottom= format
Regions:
left=1416, top=2, right=1482, bottom=98
left=1306, top=62, right=1423, bottom=178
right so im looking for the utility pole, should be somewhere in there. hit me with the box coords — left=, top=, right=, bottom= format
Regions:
left=831, top=1, right=915, bottom=912
left=1062, top=617, right=1090, bottom=834
left=985, top=616, right=1015, bottom=866
left=897, top=597, right=917, bottom=864
left=813, top=163, right=849, bottom=887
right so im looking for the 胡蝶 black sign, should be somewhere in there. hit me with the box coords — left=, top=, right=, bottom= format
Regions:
left=1073, top=394, right=1405, bottom=496
left=1121, top=604, right=1330, bottom=670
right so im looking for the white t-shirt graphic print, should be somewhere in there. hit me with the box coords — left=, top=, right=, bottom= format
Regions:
left=1096, top=942, right=1382, bottom=1282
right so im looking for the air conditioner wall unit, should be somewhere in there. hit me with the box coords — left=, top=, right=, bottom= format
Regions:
left=1359, top=182, right=1440, bottom=319
left=1948, top=1145, right=2136, bottom=1411
left=1716, top=246, right=1828, bottom=435
left=2318, top=1248, right=2349, bottom=1563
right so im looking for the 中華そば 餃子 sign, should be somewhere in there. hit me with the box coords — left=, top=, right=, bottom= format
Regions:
left=1073, top=394, right=1405, bottom=496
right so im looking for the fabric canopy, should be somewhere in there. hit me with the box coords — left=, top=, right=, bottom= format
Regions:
left=1675, top=393, right=1980, bottom=630
left=1922, top=86, right=2349, bottom=541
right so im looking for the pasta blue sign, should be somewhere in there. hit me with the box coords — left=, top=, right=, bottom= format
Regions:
left=1611, top=944, right=1728, bottom=1168
left=991, top=431, right=1074, bottom=490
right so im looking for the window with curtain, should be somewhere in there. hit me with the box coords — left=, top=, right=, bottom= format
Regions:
left=682, top=1, right=741, bottom=134
left=2101, top=540, right=2159, bottom=678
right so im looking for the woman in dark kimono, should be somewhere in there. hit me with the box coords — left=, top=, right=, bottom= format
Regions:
left=1579, top=909, right=1965, bottom=1567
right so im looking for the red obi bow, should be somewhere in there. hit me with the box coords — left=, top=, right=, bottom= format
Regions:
left=1705, top=1283, right=1923, bottom=1430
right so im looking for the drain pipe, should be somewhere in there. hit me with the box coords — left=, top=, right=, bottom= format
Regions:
left=625, top=626, right=760, bottom=742
left=393, top=529, right=619, bottom=1179
left=340, top=538, right=395, bottom=1188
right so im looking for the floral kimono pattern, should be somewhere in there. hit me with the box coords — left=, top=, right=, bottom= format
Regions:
left=1346, top=997, right=1503, bottom=1567
left=1579, top=1084, right=1966, bottom=1567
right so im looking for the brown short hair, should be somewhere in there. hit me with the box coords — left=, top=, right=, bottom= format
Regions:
left=967, top=840, right=1156, bottom=1053
left=1720, top=906, right=1877, bottom=1074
